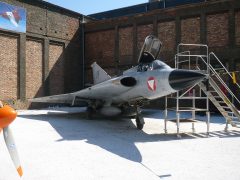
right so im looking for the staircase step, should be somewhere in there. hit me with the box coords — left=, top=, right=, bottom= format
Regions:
left=217, top=101, right=226, bottom=104
left=209, top=91, right=218, bottom=93
left=213, top=96, right=222, bottom=99
left=214, top=68, right=225, bottom=71
left=222, top=106, right=231, bottom=109
left=227, top=114, right=237, bottom=118
left=217, top=100, right=225, bottom=102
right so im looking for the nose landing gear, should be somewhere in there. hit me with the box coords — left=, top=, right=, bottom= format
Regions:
left=136, top=108, right=145, bottom=130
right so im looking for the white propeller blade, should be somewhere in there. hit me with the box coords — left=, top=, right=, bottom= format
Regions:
left=3, top=126, right=23, bottom=177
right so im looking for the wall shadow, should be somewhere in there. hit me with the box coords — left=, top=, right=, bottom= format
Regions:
left=29, top=26, right=83, bottom=109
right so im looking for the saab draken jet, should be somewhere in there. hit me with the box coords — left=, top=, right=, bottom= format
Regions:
left=31, top=35, right=206, bottom=130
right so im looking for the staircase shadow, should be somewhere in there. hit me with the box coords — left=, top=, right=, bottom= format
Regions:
left=186, top=130, right=240, bottom=138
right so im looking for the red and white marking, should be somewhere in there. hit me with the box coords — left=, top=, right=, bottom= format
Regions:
left=147, top=77, right=157, bottom=91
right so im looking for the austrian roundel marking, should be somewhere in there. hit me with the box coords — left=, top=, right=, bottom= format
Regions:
left=147, top=77, right=157, bottom=91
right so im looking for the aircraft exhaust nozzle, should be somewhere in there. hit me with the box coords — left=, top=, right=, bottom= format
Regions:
left=169, top=69, right=206, bottom=91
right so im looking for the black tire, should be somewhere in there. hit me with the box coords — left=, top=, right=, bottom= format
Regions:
left=136, top=116, right=144, bottom=130
left=136, top=121, right=144, bottom=130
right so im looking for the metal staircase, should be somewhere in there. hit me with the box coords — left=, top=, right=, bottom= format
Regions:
left=164, top=43, right=240, bottom=136
left=198, top=52, right=240, bottom=130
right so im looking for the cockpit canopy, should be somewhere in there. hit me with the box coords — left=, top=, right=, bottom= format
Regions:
left=137, top=60, right=171, bottom=72
left=138, top=35, right=162, bottom=64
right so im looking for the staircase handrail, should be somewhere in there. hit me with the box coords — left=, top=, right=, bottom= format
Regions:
left=197, top=56, right=240, bottom=106
left=175, top=51, right=190, bottom=68
left=209, top=52, right=240, bottom=90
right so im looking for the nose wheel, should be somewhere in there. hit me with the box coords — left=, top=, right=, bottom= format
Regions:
left=136, top=108, right=145, bottom=130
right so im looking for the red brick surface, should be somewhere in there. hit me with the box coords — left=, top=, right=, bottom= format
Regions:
left=137, top=24, right=154, bottom=52
left=26, top=40, right=44, bottom=98
left=47, top=11, right=80, bottom=41
left=85, top=68, right=93, bottom=85
left=119, top=27, right=133, bottom=65
left=49, top=44, right=64, bottom=95
left=158, top=21, right=176, bottom=61
left=85, top=30, right=115, bottom=68
left=236, top=11, right=240, bottom=46
left=85, top=65, right=117, bottom=86
left=103, top=67, right=116, bottom=77
left=181, top=17, right=200, bottom=44
left=0, top=35, right=18, bottom=100
left=207, top=13, right=229, bottom=47
left=66, top=17, right=80, bottom=40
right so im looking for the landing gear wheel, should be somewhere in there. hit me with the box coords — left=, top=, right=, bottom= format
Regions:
left=136, top=114, right=145, bottom=130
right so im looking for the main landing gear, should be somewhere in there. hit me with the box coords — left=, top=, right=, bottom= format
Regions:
left=135, top=107, right=145, bottom=130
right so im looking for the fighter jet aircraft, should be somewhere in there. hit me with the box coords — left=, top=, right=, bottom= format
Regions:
left=31, top=35, right=206, bottom=130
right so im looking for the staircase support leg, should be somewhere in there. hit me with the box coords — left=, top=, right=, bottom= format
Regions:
left=206, top=111, right=210, bottom=137
left=192, top=90, right=196, bottom=133
left=164, top=96, right=168, bottom=134
left=224, top=122, right=229, bottom=132
left=192, top=123, right=195, bottom=133
left=177, top=111, right=181, bottom=138
left=164, top=109, right=168, bottom=134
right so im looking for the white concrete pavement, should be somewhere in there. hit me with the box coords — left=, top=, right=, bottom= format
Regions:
left=1, top=108, right=240, bottom=180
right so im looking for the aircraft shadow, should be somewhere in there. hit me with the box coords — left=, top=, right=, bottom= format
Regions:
left=18, top=110, right=240, bottom=163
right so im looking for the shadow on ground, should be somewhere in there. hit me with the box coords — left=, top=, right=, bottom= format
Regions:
left=18, top=110, right=240, bottom=164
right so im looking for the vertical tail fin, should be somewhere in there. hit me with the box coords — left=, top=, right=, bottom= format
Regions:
left=91, top=62, right=111, bottom=84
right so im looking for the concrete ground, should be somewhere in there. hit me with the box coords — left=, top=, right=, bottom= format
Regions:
left=1, top=107, right=240, bottom=180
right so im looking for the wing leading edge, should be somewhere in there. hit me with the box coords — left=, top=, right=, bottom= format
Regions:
left=30, top=93, right=76, bottom=104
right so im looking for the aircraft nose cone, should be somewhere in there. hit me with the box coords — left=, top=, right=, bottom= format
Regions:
left=169, top=69, right=206, bottom=91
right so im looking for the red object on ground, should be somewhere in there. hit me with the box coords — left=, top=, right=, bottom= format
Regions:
left=0, top=105, right=17, bottom=129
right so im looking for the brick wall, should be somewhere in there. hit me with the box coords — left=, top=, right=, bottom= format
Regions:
left=181, top=17, right=200, bottom=44
left=236, top=10, right=240, bottom=46
left=85, top=1, right=240, bottom=86
left=137, top=24, right=154, bottom=54
left=47, top=10, right=80, bottom=41
left=0, top=35, right=18, bottom=100
left=49, top=44, right=64, bottom=95
left=26, top=40, right=44, bottom=98
left=85, top=29, right=115, bottom=67
left=64, top=41, right=83, bottom=93
left=158, top=21, right=176, bottom=61
left=119, top=27, right=133, bottom=65
left=236, top=62, right=240, bottom=84
left=207, top=13, right=229, bottom=47
left=0, top=0, right=87, bottom=108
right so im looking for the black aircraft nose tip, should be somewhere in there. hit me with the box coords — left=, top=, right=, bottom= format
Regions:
left=169, top=69, right=206, bottom=91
